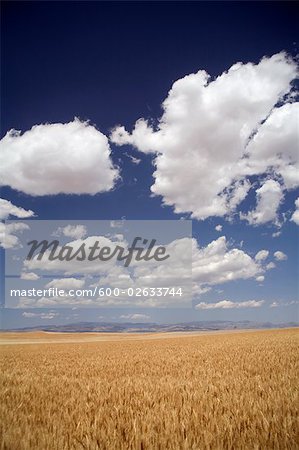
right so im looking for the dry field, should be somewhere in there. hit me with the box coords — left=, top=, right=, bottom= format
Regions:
left=0, top=328, right=298, bottom=450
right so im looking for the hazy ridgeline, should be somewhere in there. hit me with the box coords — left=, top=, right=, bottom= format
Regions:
left=1, top=329, right=298, bottom=449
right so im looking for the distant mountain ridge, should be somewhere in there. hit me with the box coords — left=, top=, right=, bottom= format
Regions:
left=2, top=321, right=298, bottom=333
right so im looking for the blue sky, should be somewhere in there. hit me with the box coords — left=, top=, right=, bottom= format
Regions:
left=0, top=2, right=298, bottom=328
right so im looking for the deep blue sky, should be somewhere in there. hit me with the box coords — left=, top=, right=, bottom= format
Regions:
left=1, top=2, right=298, bottom=328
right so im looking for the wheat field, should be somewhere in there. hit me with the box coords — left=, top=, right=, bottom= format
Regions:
left=1, top=328, right=298, bottom=450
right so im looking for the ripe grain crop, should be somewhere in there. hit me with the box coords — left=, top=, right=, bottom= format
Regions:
left=1, top=329, right=298, bottom=449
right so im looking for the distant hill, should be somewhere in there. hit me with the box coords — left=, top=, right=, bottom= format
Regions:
left=2, top=320, right=298, bottom=333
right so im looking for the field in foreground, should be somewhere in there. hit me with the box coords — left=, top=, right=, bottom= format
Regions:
left=1, top=329, right=298, bottom=449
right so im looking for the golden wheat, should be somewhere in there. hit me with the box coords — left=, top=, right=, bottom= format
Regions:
left=1, top=329, right=298, bottom=449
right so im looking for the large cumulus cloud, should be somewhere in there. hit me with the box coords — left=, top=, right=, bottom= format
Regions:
left=111, top=53, right=298, bottom=224
left=0, top=119, right=119, bottom=195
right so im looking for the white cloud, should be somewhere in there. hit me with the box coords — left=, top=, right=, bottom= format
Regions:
left=18, top=296, right=96, bottom=308
left=54, top=224, right=87, bottom=240
left=255, top=250, right=269, bottom=261
left=215, top=225, right=222, bottom=232
left=255, top=275, right=265, bottom=283
left=270, top=300, right=298, bottom=308
left=123, top=152, right=141, bottom=164
left=111, top=53, right=298, bottom=224
left=270, top=301, right=279, bottom=308
left=0, top=119, right=118, bottom=195
left=272, top=231, right=281, bottom=238
left=192, top=236, right=263, bottom=290
left=22, top=312, right=38, bottom=318
left=22, top=311, right=59, bottom=319
left=266, top=261, right=276, bottom=270
left=119, top=314, right=150, bottom=320
left=45, top=278, right=85, bottom=290
left=242, top=180, right=284, bottom=226
left=291, top=198, right=299, bottom=225
left=0, top=198, right=34, bottom=220
left=20, top=272, right=40, bottom=281
left=0, top=222, right=29, bottom=249
left=195, top=300, right=264, bottom=309
left=110, top=220, right=124, bottom=229
left=274, top=251, right=287, bottom=261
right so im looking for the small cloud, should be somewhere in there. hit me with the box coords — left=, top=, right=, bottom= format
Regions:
left=20, top=272, right=40, bottom=281
left=22, top=311, right=59, bottom=320
left=45, top=278, right=85, bottom=290
left=110, top=220, right=123, bottom=229
left=53, top=224, right=87, bottom=240
left=272, top=231, right=281, bottom=238
left=22, top=312, right=37, bottom=318
left=270, top=301, right=279, bottom=308
left=270, top=300, right=298, bottom=308
left=195, top=300, right=264, bottom=310
left=215, top=224, right=222, bottom=232
left=274, top=251, right=287, bottom=261
left=255, top=250, right=269, bottom=261
left=119, top=313, right=150, bottom=321
left=123, top=152, right=141, bottom=165
left=266, top=262, right=276, bottom=270
left=256, top=275, right=265, bottom=283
